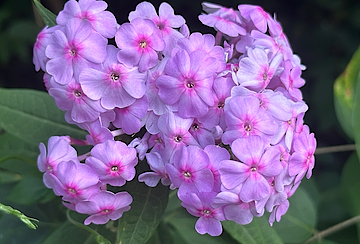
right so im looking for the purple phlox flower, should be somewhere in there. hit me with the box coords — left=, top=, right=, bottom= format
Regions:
left=56, top=0, right=118, bottom=38
left=204, top=145, right=230, bottom=192
left=272, top=141, right=293, bottom=192
left=199, top=76, right=235, bottom=130
left=223, top=40, right=234, bottom=62
left=288, top=129, right=316, bottom=184
left=156, top=49, right=217, bottom=118
left=112, top=95, right=148, bottom=135
left=235, top=47, right=283, bottom=92
left=280, top=60, right=306, bottom=101
left=79, top=45, right=147, bottom=110
left=146, top=57, right=169, bottom=116
left=265, top=184, right=287, bottom=214
left=219, top=61, right=240, bottom=83
left=68, top=109, right=115, bottom=128
left=157, top=112, right=199, bottom=158
left=51, top=160, right=100, bottom=202
left=166, top=145, right=214, bottom=196
left=234, top=33, right=254, bottom=54
left=138, top=152, right=171, bottom=187
left=251, top=30, right=293, bottom=61
left=268, top=181, right=300, bottom=225
left=176, top=33, right=225, bottom=72
left=85, top=140, right=138, bottom=186
left=237, top=4, right=272, bottom=33
left=291, top=54, right=306, bottom=71
left=82, top=119, right=114, bottom=145
left=272, top=100, right=308, bottom=149
left=199, top=3, right=246, bottom=37
left=212, top=185, right=254, bottom=225
left=45, top=18, right=107, bottom=84
left=231, top=86, right=292, bottom=121
left=147, top=133, right=166, bottom=156
left=115, top=17, right=165, bottom=72
left=294, top=113, right=307, bottom=136
left=219, top=136, right=282, bottom=203
left=43, top=73, right=64, bottom=92
left=212, top=125, right=224, bottom=142
left=42, top=73, right=52, bottom=91
left=69, top=108, right=115, bottom=129
left=33, top=25, right=61, bottom=72
left=76, top=191, right=132, bottom=225
left=129, top=2, right=186, bottom=56
left=37, top=136, right=77, bottom=188
left=222, top=95, right=278, bottom=145
left=200, top=2, right=225, bottom=13
left=180, top=191, right=225, bottom=236
left=129, top=132, right=150, bottom=160
left=189, top=119, right=215, bottom=148
left=179, top=23, right=190, bottom=38
left=49, top=78, right=106, bottom=124
left=267, top=13, right=283, bottom=37
left=257, top=89, right=292, bottom=121
left=143, top=111, right=161, bottom=135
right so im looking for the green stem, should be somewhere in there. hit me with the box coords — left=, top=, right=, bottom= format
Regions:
left=315, top=144, right=356, bottom=155
left=303, top=214, right=360, bottom=244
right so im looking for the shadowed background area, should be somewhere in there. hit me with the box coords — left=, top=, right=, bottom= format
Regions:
left=1, top=0, right=360, bottom=242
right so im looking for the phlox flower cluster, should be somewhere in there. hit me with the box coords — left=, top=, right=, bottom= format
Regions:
left=34, top=0, right=316, bottom=236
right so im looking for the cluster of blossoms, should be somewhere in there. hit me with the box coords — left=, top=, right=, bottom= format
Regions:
left=33, top=0, right=316, bottom=236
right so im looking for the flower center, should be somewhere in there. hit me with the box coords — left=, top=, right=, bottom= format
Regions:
left=174, top=135, right=182, bottom=143
left=68, top=188, right=76, bottom=194
left=73, top=89, right=82, bottom=97
left=183, top=171, right=191, bottom=178
left=217, top=101, right=225, bottom=109
left=139, top=40, right=147, bottom=48
left=192, top=123, right=199, bottom=131
left=157, top=22, right=165, bottom=30
left=263, top=72, right=268, bottom=81
left=250, top=166, right=257, bottom=172
left=202, top=209, right=211, bottom=216
left=47, top=165, right=53, bottom=173
left=185, top=79, right=195, bottom=88
left=155, top=138, right=163, bottom=143
left=101, top=209, right=111, bottom=214
left=280, top=153, right=284, bottom=162
left=110, top=72, right=120, bottom=82
left=111, top=165, right=119, bottom=172
left=69, top=47, right=77, bottom=57
left=243, top=121, right=252, bottom=132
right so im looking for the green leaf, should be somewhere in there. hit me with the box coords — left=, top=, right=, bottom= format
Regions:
left=0, top=89, right=87, bottom=146
left=342, top=153, right=360, bottom=215
left=7, top=176, right=53, bottom=205
left=33, top=0, right=57, bottom=27
left=272, top=187, right=317, bottom=243
left=341, top=152, right=360, bottom=243
left=42, top=221, right=95, bottom=244
left=223, top=217, right=283, bottom=244
left=352, top=72, right=360, bottom=160
left=0, top=170, right=21, bottom=184
left=333, top=44, right=360, bottom=140
left=0, top=202, right=38, bottom=229
left=116, top=162, right=170, bottom=244
left=0, top=129, right=39, bottom=169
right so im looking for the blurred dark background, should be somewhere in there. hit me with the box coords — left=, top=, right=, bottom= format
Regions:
left=1, top=0, right=359, bottom=239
